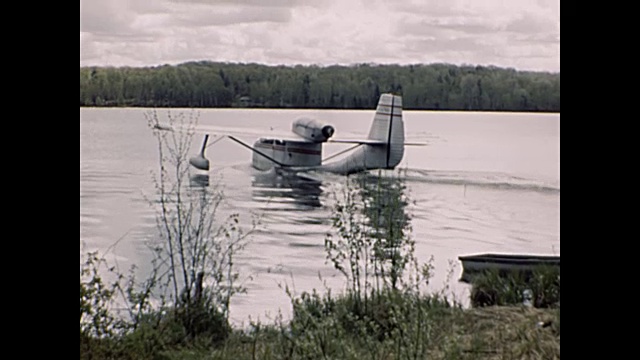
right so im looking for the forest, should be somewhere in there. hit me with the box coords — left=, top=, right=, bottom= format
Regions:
left=80, top=62, right=560, bottom=112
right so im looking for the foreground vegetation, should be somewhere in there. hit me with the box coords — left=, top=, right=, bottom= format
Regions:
left=81, top=284, right=559, bottom=360
left=80, top=262, right=559, bottom=360
left=80, top=111, right=559, bottom=359
left=80, top=62, right=559, bottom=112
left=192, top=303, right=559, bottom=359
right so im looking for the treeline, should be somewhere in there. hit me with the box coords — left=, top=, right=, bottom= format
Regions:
left=80, top=62, right=560, bottom=112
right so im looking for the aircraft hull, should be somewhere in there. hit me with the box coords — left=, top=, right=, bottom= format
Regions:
left=252, top=138, right=322, bottom=171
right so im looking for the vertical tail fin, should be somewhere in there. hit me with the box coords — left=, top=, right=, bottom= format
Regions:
left=368, top=93, right=405, bottom=168
left=319, top=93, right=405, bottom=174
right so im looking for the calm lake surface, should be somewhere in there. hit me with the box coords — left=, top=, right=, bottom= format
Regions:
left=80, top=107, right=560, bottom=325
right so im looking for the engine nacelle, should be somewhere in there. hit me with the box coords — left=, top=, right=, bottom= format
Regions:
left=291, top=117, right=335, bottom=142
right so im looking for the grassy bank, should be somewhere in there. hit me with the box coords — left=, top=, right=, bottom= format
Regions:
left=162, top=296, right=559, bottom=360
left=80, top=292, right=559, bottom=360
left=80, top=262, right=560, bottom=360
left=187, top=307, right=558, bottom=360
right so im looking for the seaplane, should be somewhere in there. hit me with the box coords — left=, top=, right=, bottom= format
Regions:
left=183, top=93, right=425, bottom=176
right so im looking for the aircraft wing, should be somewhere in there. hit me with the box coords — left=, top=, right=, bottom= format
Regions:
left=157, top=123, right=428, bottom=146
left=154, top=123, right=318, bottom=142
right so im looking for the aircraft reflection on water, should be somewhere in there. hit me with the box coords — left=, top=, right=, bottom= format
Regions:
left=188, top=168, right=323, bottom=209
left=189, top=167, right=410, bottom=226
left=249, top=167, right=411, bottom=224
left=189, top=173, right=211, bottom=188
left=251, top=168, right=324, bottom=209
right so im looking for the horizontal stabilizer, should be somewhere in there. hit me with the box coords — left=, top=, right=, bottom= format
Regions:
left=328, top=139, right=387, bottom=145
left=403, top=142, right=428, bottom=146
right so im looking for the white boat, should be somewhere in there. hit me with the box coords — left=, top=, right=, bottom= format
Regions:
left=458, top=253, right=560, bottom=283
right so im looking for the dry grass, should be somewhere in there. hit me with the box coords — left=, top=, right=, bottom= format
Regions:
left=155, top=305, right=560, bottom=360
left=438, top=306, right=560, bottom=359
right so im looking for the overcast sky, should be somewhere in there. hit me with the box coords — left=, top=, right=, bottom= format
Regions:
left=80, top=0, right=560, bottom=72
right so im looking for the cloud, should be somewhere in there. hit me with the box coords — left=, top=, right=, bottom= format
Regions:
left=172, top=5, right=292, bottom=27
left=506, top=11, right=558, bottom=34
left=80, top=0, right=136, bottom=35
left=505, top=12, right=556, bottom=34
left=170, top=0, right=307, bottom=6
left=80, top=0, right=560, bottom=72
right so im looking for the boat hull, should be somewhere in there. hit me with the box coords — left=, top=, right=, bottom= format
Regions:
left=458, top=253, right=560, bottom=283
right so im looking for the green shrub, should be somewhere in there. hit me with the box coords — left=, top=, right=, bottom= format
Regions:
left=470, top=266, right=560, bottom=308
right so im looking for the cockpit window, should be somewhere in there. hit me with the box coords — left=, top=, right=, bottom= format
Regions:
left=258, top=138, right=286, bottom=146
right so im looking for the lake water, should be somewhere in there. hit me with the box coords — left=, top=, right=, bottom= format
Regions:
left=80, top=107, right=560, bottom=325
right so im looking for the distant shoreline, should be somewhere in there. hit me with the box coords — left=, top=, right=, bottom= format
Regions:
left=79, top=105, right=560, bottom=114
left=81, top=62, right=560, bottom=112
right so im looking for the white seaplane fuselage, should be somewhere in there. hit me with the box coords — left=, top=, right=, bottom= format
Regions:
left=252, top=138, right=323, bottom=170
left=188, top=93, right=411, bottom=176
left=250, top=93, right=405, bottom=175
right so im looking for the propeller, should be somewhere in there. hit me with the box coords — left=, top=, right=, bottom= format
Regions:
left=189, top=134, right=210, bottom=171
